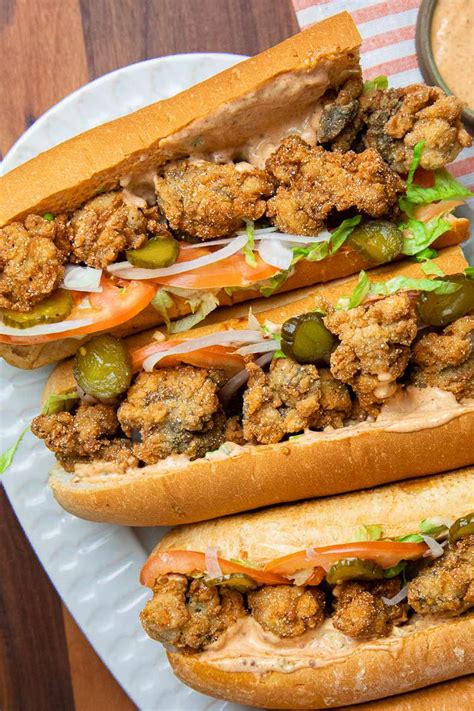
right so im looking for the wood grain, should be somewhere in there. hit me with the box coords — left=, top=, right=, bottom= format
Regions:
left=0, top=486, right=75, bottom=710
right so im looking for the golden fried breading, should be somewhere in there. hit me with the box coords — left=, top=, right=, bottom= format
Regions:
left=117, top=367, right=227, bottom=464
left=0, top=216, right=67, bottom=311
left=155, top=159, right=273, bottom=239
left=408, top=535, right=474, bottom=617
left=311, top=367, right=353, bottom=429
left=248, top=585, right=325, bottom=638
left=332, top=579, right=408, bottom=639
left=266, top=137, right=403, bottom=235
left=357, top=85, right=471, bottom=173
left=317, top=75, right=364, bottom=144
left=31, top=403, right=136, bottom=472
left=68, top=191, right=164, bottom=268
left=410, top=316, right=474, bottom=401
left=140, top=575, right=246, bottom=652
left=242, top=358, right=321, bottom=444
left=324, top=293, right=418, bottom=416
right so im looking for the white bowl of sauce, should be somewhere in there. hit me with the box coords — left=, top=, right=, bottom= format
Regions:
left=416, top=0, right=474, bottom=130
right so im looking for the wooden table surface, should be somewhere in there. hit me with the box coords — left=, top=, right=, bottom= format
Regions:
left=0, top=2, right=472, bottom=710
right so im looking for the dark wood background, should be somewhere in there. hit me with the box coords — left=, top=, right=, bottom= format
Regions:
left=1, top=2, right=472, bottom=709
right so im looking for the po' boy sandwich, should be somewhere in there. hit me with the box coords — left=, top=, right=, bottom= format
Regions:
left=139, top=469, right=474, bottom=709
left=0, top=12, right=471, bottom=369
left=21, top=246, right=474, bottom=525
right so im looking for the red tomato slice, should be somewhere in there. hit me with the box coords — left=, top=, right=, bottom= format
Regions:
left=0, top=276, right=156, bottom=345
left=140, top=550, right=288, bottom=588
left=264, top=541, right=428, bottom=573
left=413, top=199, right=464, bottom=223
left=413, top=167, right=435, bottom=188
left=131, top=341, right=244, bottom=376
left=152, top=247, right=279, bottom=290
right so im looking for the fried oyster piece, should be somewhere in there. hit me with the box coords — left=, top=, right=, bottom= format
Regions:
left=117, top=366, right=230, bottom=464
left=265, top=136, right=403, bottom=235
left=242, top=357, right=321, bottom=444
left=332, top=579, right=408, bottom=639
left=324, top=292, right=418, bottom=416
left=410, top=316, right=474, bottom=401
left=322, top=84, right=472, bottom=173
left=248, top=585, right=325, bottom=638
left=0, top=214, right=69, bottom=312
left=68, top=191, right=165, bottom=268
left=408, top=535, right=474, bottom=617
left=155, top=159, right=273, bottom=239
left=31, top=402, right=136, bottom=473
left=140, top=574, right=246, bottom=652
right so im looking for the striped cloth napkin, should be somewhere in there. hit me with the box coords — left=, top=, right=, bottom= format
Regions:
left=293, top=0, right=473, bottom=257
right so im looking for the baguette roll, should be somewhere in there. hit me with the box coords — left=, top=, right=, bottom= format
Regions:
left=43, top=246, right=474, bottom=526
left=0, top=11, right=469, bottom=369
left=144, top=470, right=474, bottom=708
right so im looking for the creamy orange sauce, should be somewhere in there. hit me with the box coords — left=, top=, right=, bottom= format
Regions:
left=71, top=387, right=474, bottom=482
left=199, top=614, right=459, bottom=673
left=431, top=0, right=474, bottom=109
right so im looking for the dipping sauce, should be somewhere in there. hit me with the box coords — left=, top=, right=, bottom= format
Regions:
left=431, top=0, right=474, bottom=109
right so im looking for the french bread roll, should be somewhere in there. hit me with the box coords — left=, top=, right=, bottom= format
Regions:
left=0, top=10, right=468, bottom=369
left=45, top=246, right=474, bottom=526
left=153, top=470, right=474, bottom=708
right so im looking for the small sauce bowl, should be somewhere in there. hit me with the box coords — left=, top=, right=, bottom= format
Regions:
left=416, top=0, right=474, bottom=132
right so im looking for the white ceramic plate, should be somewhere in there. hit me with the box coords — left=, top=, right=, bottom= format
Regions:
left=0, top=53, right=250, bottom=711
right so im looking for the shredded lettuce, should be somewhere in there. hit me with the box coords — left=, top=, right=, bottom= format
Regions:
left=0, top=426, right=29, bottom=474
left=152, top=287, right=219, bottom=333
left=243, top=220, right=258, bottom=268
left=415, top=247, right=438, bottom=262
left=272, top=349, right=287, bottom=360
left=348, top=270, right=371, bottom=308
left=420, top=259, right=445, bottom=277
left=329, top=215, right=362, bottom=254
left=356, top=524, right=384, bottom=541
left=151, top=288, right=175, bottom=330
left=258, top=269, right=292, bottom=297
left=288, top=433, right=304, bottom=441
left=465, top=266, right=474, bottom=279
left=169, top=292, right=219, bottom=333
left=400, top=213, right=451, bottom=256
left=363, top=75, right=388, bottom=91
left=42, top=392, right=80, bottom=415
left=344, top=271, right=461, bottom=309
left=420, top=518, right=449, bottom=536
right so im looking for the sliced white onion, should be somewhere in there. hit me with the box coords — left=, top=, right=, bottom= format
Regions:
left=382, top=584, right=408, bottom=606
left=62, top=265, right=103, bottom=292
left=142, top=329, right=264, bottom=371
left=247, top=309, right=260, bottom=330
left=0, top=318, right=94, bottom=337
left=258, top=238, right=296, bottom=270
left=235, top=340, right=280, bottom=355
left=205, top=547, right=222, bottom=578
left=107, top=233, right=248, bottom=279
left=219, top=352, right=273, bottom=404
left=236, top=226, right=279, bottom=236
left=421, top=535, right=445, bottom=558
left=181, top=228, right=328, bottom=251
left=291, top=568, right=315, bottom=586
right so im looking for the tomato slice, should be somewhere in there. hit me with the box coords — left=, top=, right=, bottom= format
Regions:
left=131, top=341, right=244, bottom=376
left=0, top=276, right=156, bottom=345
left=264, top=541, right=428, bottom=573
left=152, top=247, right=279, bottom=290
left=140, top=550, right=288, bottom=588
left=413, top=167, right=435, bottom=188
left=413, top=199, right=464, bottom=223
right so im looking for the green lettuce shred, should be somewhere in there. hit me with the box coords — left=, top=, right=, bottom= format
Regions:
left=0, top=426, right=29, bottom=474
left=363, top=75, right=388, bottom=91
left=42, top=392, right=80, bottom=415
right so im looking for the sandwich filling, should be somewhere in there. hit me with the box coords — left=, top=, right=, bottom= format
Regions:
left=28, top=272, right=474, bottom=473
left=139, top=517, right=474, bottom=671
left=0, top=74, right=471, bottom=344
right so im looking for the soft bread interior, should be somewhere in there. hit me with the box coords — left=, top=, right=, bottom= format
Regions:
left=0, top=12, right=361, bottom=225
left=157, top=468, right=474, bottom=560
